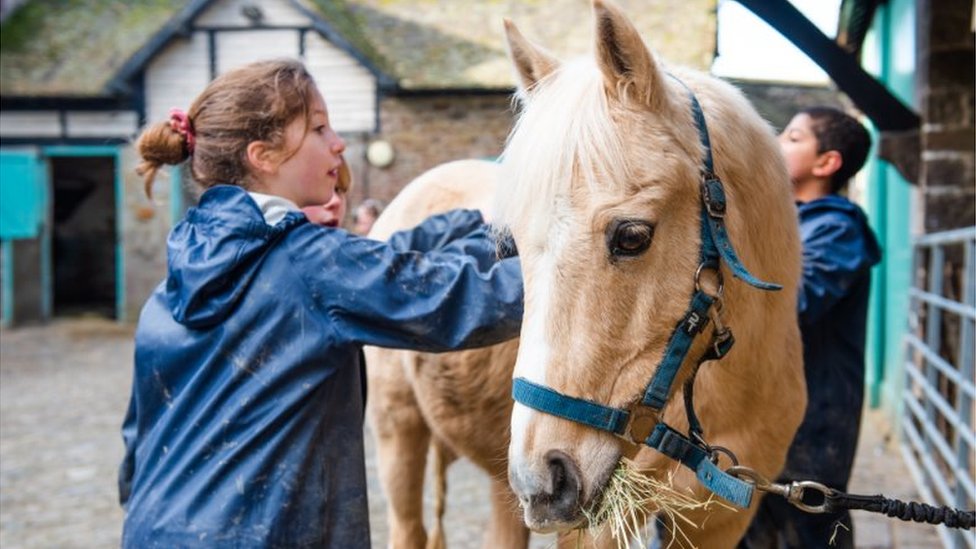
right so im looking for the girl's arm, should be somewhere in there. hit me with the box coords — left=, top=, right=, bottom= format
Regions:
left=293, top=227, right=522, bottom=352
left=386, top=208, right=486, bottom=252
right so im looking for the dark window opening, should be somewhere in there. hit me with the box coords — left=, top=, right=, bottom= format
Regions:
left=50, top=156, right=116, bottom=318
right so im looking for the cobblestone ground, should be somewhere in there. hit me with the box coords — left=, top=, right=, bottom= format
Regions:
left=0, top=319, right=944, bottom=548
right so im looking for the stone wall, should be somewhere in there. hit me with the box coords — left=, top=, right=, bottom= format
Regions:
left=121, top=147, right=171, bottom=322
left=729, top=79, right=849, bottom=132
left=349, top=94, right=516, bottom=212
left=351, top=83, right=845, bottom=213
left=917, top=0, right=975, bottom=233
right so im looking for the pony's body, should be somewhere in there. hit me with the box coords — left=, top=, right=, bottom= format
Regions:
left=365, top=159, right=528, bottom=549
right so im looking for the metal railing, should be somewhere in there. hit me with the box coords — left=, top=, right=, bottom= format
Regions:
left=902, top=226, right=976, bottom=549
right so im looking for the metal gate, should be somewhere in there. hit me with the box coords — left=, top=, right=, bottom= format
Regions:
left=902, top=226, right=976, bottom=548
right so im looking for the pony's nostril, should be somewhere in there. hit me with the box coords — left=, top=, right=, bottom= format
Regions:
left=549, top=455, right=565, bottom=492
left=544, top=450, right=581, bottom=519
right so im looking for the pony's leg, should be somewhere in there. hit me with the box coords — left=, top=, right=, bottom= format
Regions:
left=367, top=349, right=431, bottom=549
left=482, top=475, right=530, bottom=549
left=426, top=440, right=457, bottom=549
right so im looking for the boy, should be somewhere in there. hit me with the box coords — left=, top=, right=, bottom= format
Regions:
left=740, top=107, right=882, bottom=548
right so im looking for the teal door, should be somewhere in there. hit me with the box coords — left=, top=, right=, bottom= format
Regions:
left=0, top=149, right=46, bottom=239
left=0, top=149, right=50, bottom=325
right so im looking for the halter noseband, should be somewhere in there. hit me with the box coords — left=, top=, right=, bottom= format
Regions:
left=511, top=81, right=782, bottom=509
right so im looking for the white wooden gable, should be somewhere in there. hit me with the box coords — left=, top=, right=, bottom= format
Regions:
left=145, top=0, right=377, bottom=133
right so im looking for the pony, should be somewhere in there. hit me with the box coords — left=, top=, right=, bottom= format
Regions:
left=367, top=0, right=805, bottom=546
left=364, top=159, right=530, bottom=549
left=497, top=0, right=806, bottom=547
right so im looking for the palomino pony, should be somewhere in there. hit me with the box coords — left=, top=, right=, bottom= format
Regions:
left=365, top=159, right=530, bottom=549
left=367, top=1, right=805, bottom=546
left=498, top=0, right=805, bottom=547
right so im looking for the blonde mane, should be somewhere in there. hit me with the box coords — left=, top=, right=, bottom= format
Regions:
left=496, top=58, right=635, bottom=233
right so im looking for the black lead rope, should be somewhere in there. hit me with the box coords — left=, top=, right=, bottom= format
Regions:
left=727, top=466, right=975, bottom=530
left=826, top=491, right=975, bottom=529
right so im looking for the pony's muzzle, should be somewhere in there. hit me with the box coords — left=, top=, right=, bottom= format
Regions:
left=510, top=449, right=584, bottom=532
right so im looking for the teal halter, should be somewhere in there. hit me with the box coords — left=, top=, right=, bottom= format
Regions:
left=511, top=82, right=781, bottom=509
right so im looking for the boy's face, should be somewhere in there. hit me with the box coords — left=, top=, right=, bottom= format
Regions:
left=778, top=113, right=822, bottom=186
left=262, top=88, right=347, bottom=207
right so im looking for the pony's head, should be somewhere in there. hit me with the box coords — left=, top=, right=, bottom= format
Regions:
left=497, top=0, right=799, bottom=533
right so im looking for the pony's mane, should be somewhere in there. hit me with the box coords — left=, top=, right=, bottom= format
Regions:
left=496, top=58, right=635, bottom=233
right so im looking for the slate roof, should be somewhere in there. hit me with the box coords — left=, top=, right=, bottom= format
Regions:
left=0, top=0, right=186, bottom=96
left=0, top=0, right=716, bottom=97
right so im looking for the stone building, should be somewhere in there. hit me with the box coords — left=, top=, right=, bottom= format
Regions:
left=0, top=0, right=718, bottom=324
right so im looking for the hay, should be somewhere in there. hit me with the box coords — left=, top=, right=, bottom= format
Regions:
left=578, top=459, right=733, bottom=549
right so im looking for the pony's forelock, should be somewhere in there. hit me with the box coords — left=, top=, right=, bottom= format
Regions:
left=496, top=58, right=633, bottom=234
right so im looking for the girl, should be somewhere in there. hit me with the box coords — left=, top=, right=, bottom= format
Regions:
left=119, top=59, right=522, bottom=548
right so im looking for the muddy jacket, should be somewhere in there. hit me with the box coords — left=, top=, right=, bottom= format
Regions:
left=781, top=195, right=882, bottom=489
left=118, top=185, right=522, bottom=548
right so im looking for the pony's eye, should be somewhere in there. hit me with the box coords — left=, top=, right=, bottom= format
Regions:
left=607, top=220, right=654, bottom=258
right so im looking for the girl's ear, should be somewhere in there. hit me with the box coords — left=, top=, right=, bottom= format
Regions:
left=246, top=140, right=279, bottom=176
left=813, top=150, right=843, bottom=179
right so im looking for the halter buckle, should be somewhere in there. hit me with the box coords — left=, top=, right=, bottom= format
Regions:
left=701, top=173, right=727, bottom=219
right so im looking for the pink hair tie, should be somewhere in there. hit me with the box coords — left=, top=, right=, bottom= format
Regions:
left=169, top=108, right=196, bottom=154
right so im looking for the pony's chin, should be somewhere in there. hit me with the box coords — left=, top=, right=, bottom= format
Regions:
left=523, top=512, right=586, bottom=534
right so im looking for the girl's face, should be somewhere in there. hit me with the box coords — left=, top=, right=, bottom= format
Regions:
left=263, top=88, right=346, bottom=207
left=778, top=113, right=822, bottom=186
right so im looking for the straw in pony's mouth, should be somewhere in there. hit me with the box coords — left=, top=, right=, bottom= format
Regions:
left=577, top=459, right=734, bottom=549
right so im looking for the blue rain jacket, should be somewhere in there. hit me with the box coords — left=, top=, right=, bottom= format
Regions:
left=740, top=195, right=882, bottom=549
left=119, top=185, right=522, bottom=548
left=781, top=194, right=882, bottom=490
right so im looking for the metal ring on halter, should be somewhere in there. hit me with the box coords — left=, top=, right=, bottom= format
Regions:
left=694, top=263, right=724, bottom=299
left=706, top=444, right=740, bottom=467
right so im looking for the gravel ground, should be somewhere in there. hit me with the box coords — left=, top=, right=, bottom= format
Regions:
left=0, top=319, right=943, bottom=548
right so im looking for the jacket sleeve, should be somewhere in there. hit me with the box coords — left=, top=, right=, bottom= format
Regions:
left=797, top=216, right=875, bottom=325
left=295, top=226, right=523, bottom=352
left=387, top=209, right=485, bottom=252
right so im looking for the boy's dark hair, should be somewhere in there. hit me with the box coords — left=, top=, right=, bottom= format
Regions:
left=799, top=106, right=872, bottom=193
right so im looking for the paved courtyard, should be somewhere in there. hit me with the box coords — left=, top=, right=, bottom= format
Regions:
left=0, top=319, right=944, bottom=548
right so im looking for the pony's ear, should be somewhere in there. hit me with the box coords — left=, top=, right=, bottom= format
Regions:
left=592, top=0, right=662, bottom=107
left=504, top=18, right=560, bottom=96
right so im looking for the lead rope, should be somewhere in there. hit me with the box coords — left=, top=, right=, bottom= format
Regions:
left=726, top=466, right=975, bottom=529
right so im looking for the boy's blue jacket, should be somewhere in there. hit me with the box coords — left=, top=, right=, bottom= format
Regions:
left=119, top=185, right=522, bottom=548
left=781, top=195, right=881, bottom=489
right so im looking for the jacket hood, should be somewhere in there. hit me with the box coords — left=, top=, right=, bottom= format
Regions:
left=799, top=194, right=882, bottom=264
left=164, top=185, right=306, bottom=328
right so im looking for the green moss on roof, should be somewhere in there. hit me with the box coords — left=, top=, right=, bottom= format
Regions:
left=305, top=0, right=392, bottom=75
left=1, top=0, right=184, bottom=96
left=344, top=0, right=717, bottom=89
left=0, top=0, right=715, bottom=96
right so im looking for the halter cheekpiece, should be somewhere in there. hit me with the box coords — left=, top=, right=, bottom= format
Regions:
left=511, top=78, right=782, bottom=509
